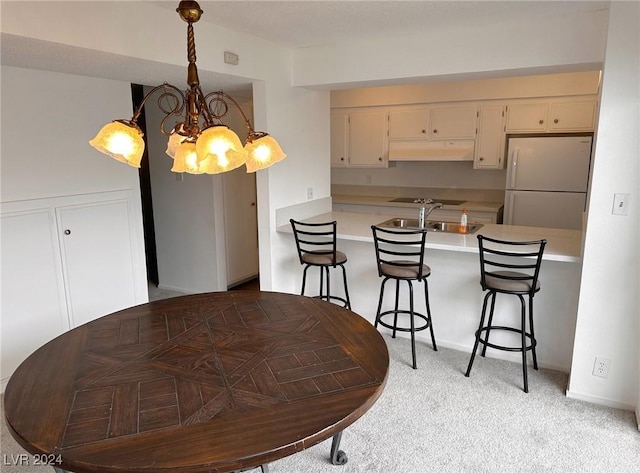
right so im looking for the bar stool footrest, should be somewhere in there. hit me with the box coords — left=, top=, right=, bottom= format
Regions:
left=476, top=326, right=536, bottom=352
left=377, top=310, right=430, bottom=333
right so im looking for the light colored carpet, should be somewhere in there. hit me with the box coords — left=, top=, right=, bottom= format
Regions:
left=3, top=294, right=638, bottom=472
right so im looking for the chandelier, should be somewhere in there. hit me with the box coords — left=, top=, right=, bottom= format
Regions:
left=90, top=1, right=286, bottom=174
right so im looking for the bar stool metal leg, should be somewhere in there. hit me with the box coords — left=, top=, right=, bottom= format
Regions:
left=339, top=264, right=351, bottom=309
left=465, top=291, right=492, bottom=377
left=423, top=279, right=437, bottom=351
left=481, top=292, right=497, bottom=357
left=392, top=279, right=400, bottom=339
left=529, top=295, right=538, bottom=370
left=519, top=294, right=529, bottom=393
left=374, top=278, right=388, bottom=329
left=408, top=280, right=417, bottom=369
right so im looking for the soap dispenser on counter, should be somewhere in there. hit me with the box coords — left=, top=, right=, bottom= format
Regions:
left=458, top=209, right=468, bottom=233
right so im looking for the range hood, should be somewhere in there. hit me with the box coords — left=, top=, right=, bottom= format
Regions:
left=388, top=140, right=475, bottom=162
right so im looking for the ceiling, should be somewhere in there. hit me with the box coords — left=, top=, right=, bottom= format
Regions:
left=156, top=0, right=610, bottom=49
left=2, top=1, right=609, bottom=97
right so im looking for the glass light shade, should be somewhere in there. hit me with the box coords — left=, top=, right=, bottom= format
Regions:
left=166, top=130, right=187, bottom=159
left=171, top=141, right=203, bottom=174
left=195, top=126, right=248, bottom=174
left=245, top=135, right=287, bottom=173
left=90, top=121, right=145, bottom=168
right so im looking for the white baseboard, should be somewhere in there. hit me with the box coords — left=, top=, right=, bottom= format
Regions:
left=155, top=284, right=196, bottom=294
left=566, top=389, right=636, bottom=412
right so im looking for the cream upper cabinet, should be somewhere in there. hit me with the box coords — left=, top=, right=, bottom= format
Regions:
left=430, top=106, right=478, bottom=139
left=506, top=100, right=597, bottom=132
left=330, top=110, right=349, bottom=167
left=549, top=101, right=597, bottom=131
left=505, top=103, right=548, bottom=132
left=348, top=110, right=388, bottom=167
left=474, top=105, right=506, bottom=170
left=388, top=109, right=430, bottom=139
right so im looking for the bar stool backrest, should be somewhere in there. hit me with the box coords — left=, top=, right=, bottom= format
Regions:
left=477, top=235, right=547, bottom=295
left=290, top=219, right=339, bottom=267
left=371, top=225, right=429, bottom=279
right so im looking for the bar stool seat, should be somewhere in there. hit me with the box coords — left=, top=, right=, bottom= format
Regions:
left=465, top=235, right=547, bottom=393
left=371, top=225, right=437, bottom=369
left=290, top=219, right=351, bottom=309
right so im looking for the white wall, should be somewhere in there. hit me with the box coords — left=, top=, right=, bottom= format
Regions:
left=0, top=66, right=141, bottom=201
left=293, top=9, right=608, bottom=88
left=566, top=2, right=640, bottom=410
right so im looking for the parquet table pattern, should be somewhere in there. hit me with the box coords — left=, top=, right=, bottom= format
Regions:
left=5, top=291, right=389, bottom=473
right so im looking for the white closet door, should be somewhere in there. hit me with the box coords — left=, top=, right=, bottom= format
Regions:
left=1, top=209, right=68, bottom=386
left=58, top=200, right=136, bottom=327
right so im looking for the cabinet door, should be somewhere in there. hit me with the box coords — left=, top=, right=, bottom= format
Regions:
left=505, top=103, right=548, bottom=132
left=549, top=101, right=597, bottom=131
left=474, top=105, right=506, bottom=169
left=330, top=110, right=349, bottom=167
left=1, top=209, right=69, bottom=386
left=58, top=200, right=137, bottom=327
left=348, top=111, right=388, bottom=167
left=430, top=106, right=478, bottom=139
left=388, top=109, right=430, bottom=139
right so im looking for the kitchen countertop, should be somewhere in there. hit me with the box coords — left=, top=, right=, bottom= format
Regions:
left=277, top=211, right=582, bottom=263
left=332, top=194, right=504, bottom=213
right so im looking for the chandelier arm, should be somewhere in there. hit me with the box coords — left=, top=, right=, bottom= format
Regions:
left=194, top=85, right=216, bottom=126
left=130, top=83, right=186, bottom=124
left=207, top=90, right=255, bottom=136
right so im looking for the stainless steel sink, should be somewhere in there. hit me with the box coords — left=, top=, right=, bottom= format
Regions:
left=377, top=218, right=483, bottom=234
left=378, top=218, right=421, bottom=229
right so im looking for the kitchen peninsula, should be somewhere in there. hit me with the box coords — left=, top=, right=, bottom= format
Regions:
left=277, top=210, right=582, bottom=373
left=331, top=185, right=505, bottom=224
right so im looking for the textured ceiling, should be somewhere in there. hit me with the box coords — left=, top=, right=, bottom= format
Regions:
left=2, top=1, right=609, bottom=97
left=162, top=0, right=610, bottom=49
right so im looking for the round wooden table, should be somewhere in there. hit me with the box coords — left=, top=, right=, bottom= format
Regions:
left=4, top=291, right=389, bottom=473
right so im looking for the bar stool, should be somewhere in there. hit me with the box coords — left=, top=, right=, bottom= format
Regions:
left=465, top=235, right=547, bottom=393
left=371, top=225, right=437, bottom=369
left=290, top=219, right=351, bottom=309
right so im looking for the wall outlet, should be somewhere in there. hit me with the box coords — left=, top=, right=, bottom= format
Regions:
left=306, top=187, right=314, bottom=200
left=592, top=357, right=611, bottom=378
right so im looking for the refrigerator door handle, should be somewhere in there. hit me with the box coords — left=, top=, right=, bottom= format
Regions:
left=506, top=191, right=514, bottom=224
left=509, top=148, right=519, bottom=189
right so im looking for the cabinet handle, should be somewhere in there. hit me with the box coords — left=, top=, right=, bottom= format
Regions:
left=340, top=157, right=344, bottom=161
left=538, top=119, right=544, bottom=125
left=433, top=129, right=438, bottom=134
left=479, top=157, right=484, bottom=161
left=421, top=129, right=426, bottom=134
left=554, top=118, right=559, bottom=124
left=378, top=157, right=382, bottom=161
left=64, top=229, right=71, bottom=235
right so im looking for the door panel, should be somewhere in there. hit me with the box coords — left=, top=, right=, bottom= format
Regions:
left=223, top=168, right=258, bottom=287
left=58, top=200, right=136, bottom=327
left=505, top=190, right=586, bottom=230
left=507, top=137, right=592, bottom=192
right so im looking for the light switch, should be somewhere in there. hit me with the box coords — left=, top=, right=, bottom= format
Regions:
left=612, top=193, right=629, bottom=216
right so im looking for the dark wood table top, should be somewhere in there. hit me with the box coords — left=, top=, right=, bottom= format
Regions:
left=4, top=291, right=389, bottom=473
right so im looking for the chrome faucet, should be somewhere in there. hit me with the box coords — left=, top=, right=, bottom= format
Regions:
left=417, top=199, right=444, bottom=228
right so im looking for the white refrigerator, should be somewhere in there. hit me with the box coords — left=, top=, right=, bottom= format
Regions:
left=504, top=136, right=592, bottom=230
